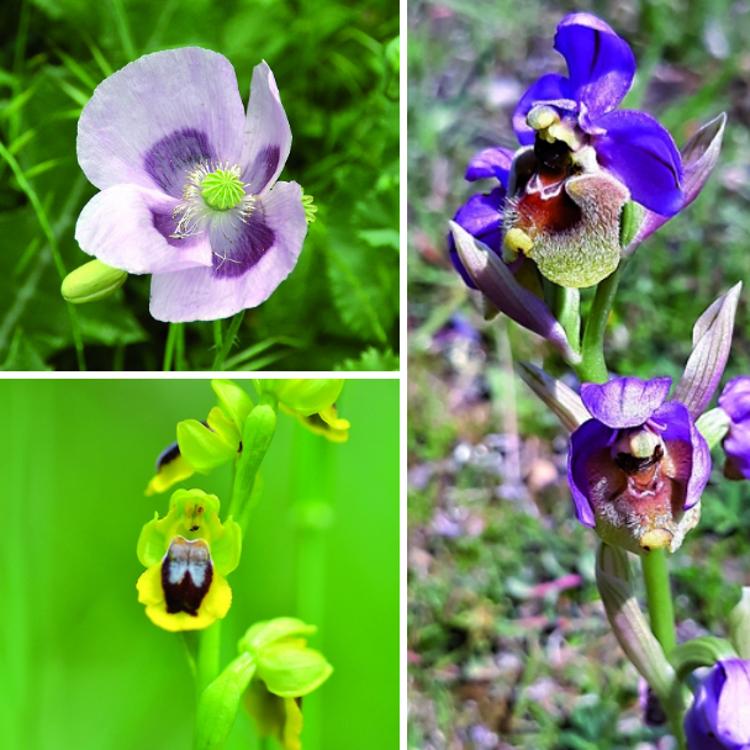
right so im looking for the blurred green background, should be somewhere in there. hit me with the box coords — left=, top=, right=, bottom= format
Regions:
left=408, top=1, right=750, bottom=748
left=0, top=0, right=398, bottom=371
left=0, top=378, right=399, bottom=749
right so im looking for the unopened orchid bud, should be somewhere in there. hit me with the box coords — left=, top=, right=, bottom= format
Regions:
left=60, top=259, right=127, bottom=303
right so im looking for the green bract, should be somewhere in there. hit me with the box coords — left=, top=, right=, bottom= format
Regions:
left=177, top=406, right=239, bottom=474
left=195, top=617, right=332, bottom=750
left=147, top=379, right=254, bottom=495
left=255, top=379, right=344, bottom=415
left=211, top=379, right=254, bottom=431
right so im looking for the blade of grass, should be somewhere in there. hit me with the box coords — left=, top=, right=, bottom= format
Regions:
left=110, top=0, right=137, bottom=60
left=0, top=142, right=86, bottom=369
left=222, top=336, right=306, bottom=370
left=0, top=175, right=86, bottom=357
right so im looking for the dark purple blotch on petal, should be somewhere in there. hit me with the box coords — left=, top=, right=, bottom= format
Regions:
left=152, top=209, right=206, bottom=249
left=144, top=128, right=215, bottom=197
left=245, top=145, right=281, bottom=193
left=210, top=211, right=275, bottom=279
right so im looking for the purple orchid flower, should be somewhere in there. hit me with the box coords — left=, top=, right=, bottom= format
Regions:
left=74, top=48, right=307, bottom=322
left=567, top=376, right=710, bottom=553
left=718, top=376, right=750, bottom=480
left=449, top=13, right=725, bottom=296
left=684, top=659, right=750, bottom=750
left=513, top=12, right=683, bottom=216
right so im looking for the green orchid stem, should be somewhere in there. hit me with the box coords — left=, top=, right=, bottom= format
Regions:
left=196, top=621, right=222, bottom=699
left=212, top=312, right=245, bottom=370
left=642, top=549, right=677, bottom=657
left=554, top=286, right=581, bottom=356
left=292, top=431, right=333, bottom=749
left=576, top=265, right=622, bottom=383
left=642, top=549, right=684, bottom=748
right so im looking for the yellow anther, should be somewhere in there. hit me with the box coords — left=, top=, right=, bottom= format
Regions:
left=504, top=227, right=534, bottom=257
left=547, top=122, right=582, bottom=150
left=629, top=430, right=661, bottom=459
left=527, top=105, right=559, bottom=131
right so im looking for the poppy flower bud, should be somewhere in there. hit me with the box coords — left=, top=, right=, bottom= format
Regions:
left=60, top=259, right=127, bottom=303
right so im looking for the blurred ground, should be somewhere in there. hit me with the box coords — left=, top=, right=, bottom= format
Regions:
left=408, top=1, right=750, bottom=747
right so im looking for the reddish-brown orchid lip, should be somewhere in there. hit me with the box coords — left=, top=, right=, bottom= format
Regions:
left=510, top=165, right=583, bottom=236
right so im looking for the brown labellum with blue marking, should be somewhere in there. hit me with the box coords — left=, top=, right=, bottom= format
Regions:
left=161, top=536, right=213, bottom=616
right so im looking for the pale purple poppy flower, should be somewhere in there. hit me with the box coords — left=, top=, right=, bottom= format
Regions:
left=75, top=48, right=306, bottom=322
left=567, top=376, right=710, bottom=553
left=718, top=376, right=750, bottom=480
left=684, top=659, right=750, bottom=749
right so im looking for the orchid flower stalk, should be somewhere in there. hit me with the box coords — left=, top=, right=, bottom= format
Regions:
left=136, top=379, right=348, bottom=749
left=444, top=11, right=749, bottom=746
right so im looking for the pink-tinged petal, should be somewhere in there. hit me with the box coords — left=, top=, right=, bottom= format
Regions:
left=626, top=113, right=727, bottom=254
left=674, top=283, right=741, bottom=418
left=581, top=376, right=673, bottom=429
left=465, top=146, right=515, bottom=185
left=449, top=221, right=580, bottom=363
left=78, top=48, right=246, bottom=194
left=149, top=181, right=306, bottom=322
left=240, top=62, right=291, bottom=195
left=74, top=185, right=213, bottom=274
left=512, top=73, right=576, bottom=145
left=656, top=401, right=711, bottom=509
left=590, top=109, right=683, bottom=216
left=555, top=13, right=635, bottom=117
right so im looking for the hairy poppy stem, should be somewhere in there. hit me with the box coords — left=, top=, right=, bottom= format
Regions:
left=212, top=312, right=245, bottom=370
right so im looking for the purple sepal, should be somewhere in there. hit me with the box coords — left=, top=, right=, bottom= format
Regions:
left=554, top=12, right=635, bottom=119
left=567, top=418, right=611, bottom=527
left=626, top=113, right=727, bottom=254
left=684, top=659, right=750, bottom=750
left=449, top=221, right=580, bottom=363
left=448, top=188, right=505, bottom=288
left=674, top=283, right=742, bottom=418
left=465, top=146, right=514, bottom=184
left=719, top=376, right=750, bottom=480
left=580, top=376, right=672, bottom=429
left=589, top=109, right=683, bottom=216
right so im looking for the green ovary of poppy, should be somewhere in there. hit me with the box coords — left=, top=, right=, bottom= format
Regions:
left=201, top=167, right=246, bottom=210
